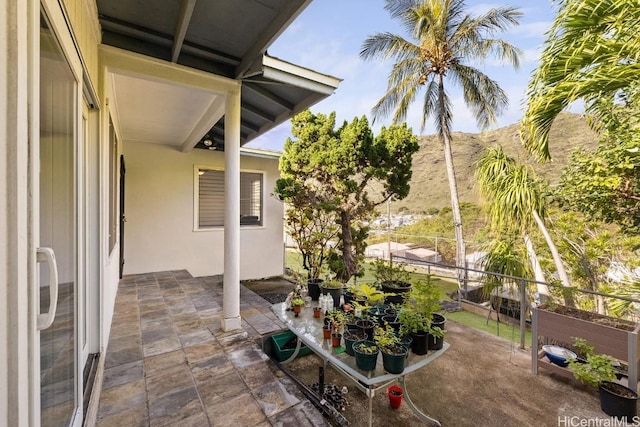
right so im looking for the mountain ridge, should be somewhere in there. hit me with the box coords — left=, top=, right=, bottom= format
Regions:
left=392, top=112, right=599, bottom=213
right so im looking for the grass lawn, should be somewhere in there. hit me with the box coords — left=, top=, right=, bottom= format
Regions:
left=446, top=310, right=532, bottom=346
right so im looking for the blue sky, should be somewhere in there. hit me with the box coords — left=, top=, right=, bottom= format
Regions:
left=247, top=0, right=560, bottom=151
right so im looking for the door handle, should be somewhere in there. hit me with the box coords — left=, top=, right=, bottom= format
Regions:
left=36, top=247, right=59, bottom=330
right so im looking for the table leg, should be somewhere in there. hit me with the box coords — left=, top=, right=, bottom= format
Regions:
left=399, top=377, right=442, bottom=427
left=368, top=386, right=373, bottom=427
left=281, top=336, right=301, bottom=364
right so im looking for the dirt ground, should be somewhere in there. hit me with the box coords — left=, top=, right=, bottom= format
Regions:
left=244, top=278, right=609, bottom=427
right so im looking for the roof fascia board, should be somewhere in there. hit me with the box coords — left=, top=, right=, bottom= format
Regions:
left=100, top=44, right=240, bottom=94
left=235, top=0, right=313, bottom=79
left=262, top=55, right=341, bottom=94
left=239, top=147, right=281, bottom=160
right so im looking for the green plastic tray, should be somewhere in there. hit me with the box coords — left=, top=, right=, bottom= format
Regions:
left=271, top=331, right=312, bottom=362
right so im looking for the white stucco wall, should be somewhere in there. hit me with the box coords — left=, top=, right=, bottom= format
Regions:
left=122, top=140, right=284, bottom=279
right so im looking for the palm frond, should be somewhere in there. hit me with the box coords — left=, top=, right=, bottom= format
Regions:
left=450, top=64, right=508, bottom=129
left=522, top=0, right=640, bottom=160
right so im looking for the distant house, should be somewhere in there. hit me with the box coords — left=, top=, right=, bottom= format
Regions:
left=365, top=242, right=412, bottom=260
left=405, top=247, right=441, bottom=263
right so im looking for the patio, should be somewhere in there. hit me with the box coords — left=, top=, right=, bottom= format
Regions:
left=96, top=270, right=607, bottom=426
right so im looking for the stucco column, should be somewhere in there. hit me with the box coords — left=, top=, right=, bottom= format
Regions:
left=222, top=86, right=242, bottom=331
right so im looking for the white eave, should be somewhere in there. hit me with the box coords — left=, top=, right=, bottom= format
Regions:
left=262, top=54, right=342, bottom=96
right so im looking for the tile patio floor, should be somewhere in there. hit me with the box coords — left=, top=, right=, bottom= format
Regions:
left=96, top=270, right=327, bottom=427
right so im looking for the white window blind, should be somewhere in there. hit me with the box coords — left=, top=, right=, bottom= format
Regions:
left=198, top=170, right=263, bottom=228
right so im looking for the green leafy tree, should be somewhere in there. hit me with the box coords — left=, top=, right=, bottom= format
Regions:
left=556, top=87, right=640, bottom=233
left=275, top=186, right=340, bottom=279
left=276, top=110, right=419, bottom=282
left=360, top=0, right=521, bottom=281
left=522, top=0, right=640, bottom=160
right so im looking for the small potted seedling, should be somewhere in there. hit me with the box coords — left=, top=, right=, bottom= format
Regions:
left=291, top=298, right=304, bottom=316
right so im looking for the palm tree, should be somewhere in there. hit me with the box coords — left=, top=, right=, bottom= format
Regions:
left=360, top=0, right=521, bottom=283
left=522, top=0, right=640, bottom=161
left=476, top=146, right=573, bottom=305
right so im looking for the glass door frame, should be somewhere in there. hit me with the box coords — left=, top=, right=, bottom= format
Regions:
left=31, top=1, right=85, bottom=426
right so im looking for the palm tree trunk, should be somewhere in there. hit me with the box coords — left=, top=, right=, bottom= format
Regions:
left=532, top=210, right=574, bottom=306
left=438, top=75, right=466, bottom=286
left=523, top=234, right=550, bottom=304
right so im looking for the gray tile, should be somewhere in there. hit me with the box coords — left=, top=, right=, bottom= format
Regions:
left=190, top=352, right=234, bottom=383
left=179, top=329, right=214, bottom=347
left=268, top=401, right=329, bottom=427
left=143, top=336, right=182, bottom=358
left=142, top=327, right=177, bottom=346
left=102, top=360, right=144, bottom=390
left=251, top=380, right=301, bottom=417
left=97, top=379, right=146, bottom=419
left=144, top=349, right=187, bottom=378
left=183, top=340, right=222, bottom=363
left=149, top=387, right=204, bottom=426
left=205, top=392, right=266, bottom=427
left=96, top=402, right=148, bottom=427
left=227, top=344, right=270, bottom=369
left=238, top=360, right=279, bottom=389
left=196, top=370, right=247, bottom=408
left=146, top=364, right=195, bottom=402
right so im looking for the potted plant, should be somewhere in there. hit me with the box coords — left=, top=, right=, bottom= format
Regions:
left=401, top=278, right=447, bottom=353
left=344, top=330, right=366, bottom=356
left=291, top=298, right=305, bottom=316
left=368, top=304, right=389, bottom=326
left=568, top=338, right=640, bottom=419
left=355, top=317, right=376, bottom=341
left=353, top=283, right=385, bottom=306
left=313, top=306, right=322, bottom=318
left=398, top=308, right=430, bottom=355
left=352, top=340, right=379, bottom=371
left=321, top=279, right=344, bottom=308
left=328, top=310, right=347, bottom=347
left=374, top=323, right=409, bottom=374
left=373, top=259, right=412, bottom=305
left=429, top=313, right=446, bottom=350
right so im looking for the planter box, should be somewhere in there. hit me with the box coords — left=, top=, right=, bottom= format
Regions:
left=271, top=331, right=312, bottom=362
left=531, top=306, right=640, bottom=392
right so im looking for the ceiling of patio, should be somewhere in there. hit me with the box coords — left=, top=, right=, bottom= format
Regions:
left=97, top=0, right=340, bottom=148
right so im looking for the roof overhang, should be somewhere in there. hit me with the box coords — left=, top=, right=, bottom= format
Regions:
left=96, top=0, right=340, bottom=148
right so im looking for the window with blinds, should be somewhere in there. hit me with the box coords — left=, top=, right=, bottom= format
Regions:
left=198, top=169, right=263, bottom=228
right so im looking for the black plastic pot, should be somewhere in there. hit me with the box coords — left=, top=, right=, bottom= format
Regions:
left=399, top=335, right=413, bottom=352
left=382, top=314, right=401, bottom=335
left=356, top=319, right=375, bottom=341
left=353, top=340, right=379, bottom=371
left=344, top=331, right=366, bottom=356
left=381, top=345, right=408, bottom=374
left=343, top=289, right=355, bottom=305
left=381, top=280, right=412, bottom=305
left=368, top=305, right=388, bottom=326
left=307, top=278, right=324, bottom=301
left=410, top=331, right=429, bottom=355
left=321, top=285, right=343, bottom=308
left=599, top=381, right=639, bottom=419
left=428, top=313, right=446, bottom=350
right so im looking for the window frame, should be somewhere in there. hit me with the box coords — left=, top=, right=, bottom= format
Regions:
left=194, top=165, right=265, bottom=230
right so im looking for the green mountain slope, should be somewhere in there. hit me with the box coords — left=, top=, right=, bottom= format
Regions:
left=393, top=112, right=599, bottom=213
